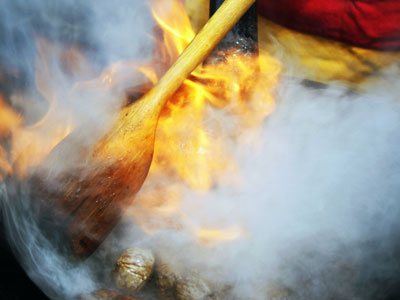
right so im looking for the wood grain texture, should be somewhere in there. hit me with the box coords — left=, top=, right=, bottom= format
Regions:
left=34, top=0, right=256, bottom=259
left=140, top=0, right=257, bottom=116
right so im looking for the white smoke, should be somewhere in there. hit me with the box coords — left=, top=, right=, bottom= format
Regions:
left=1, top=0, right=400, bottom=299
left=0, top=0, right=154, bottom=299
left=117, top=75, right=400, bottom=300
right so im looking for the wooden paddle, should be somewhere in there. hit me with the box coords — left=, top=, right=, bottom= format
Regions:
left=32, top=0, right=256, bottom=259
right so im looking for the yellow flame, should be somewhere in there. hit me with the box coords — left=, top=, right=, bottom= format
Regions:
left=0, top=96, right=21, bottom=180
left=0, top=38, right=82, bottom=179
left=0, top=96, right=22, bottom=137
left=130, top=0, right=281, bottom=244
left=0, top=0, right=280, bottom=245
left=137, top=65, right=159, bottom=85
left=194, top=224, right=244, bottom=247
left=151, top=0, right=195, bottom=62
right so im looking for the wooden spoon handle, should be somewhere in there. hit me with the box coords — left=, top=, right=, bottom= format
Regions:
left=137, top=0, right=256, bottom=116
left=209, top=0, right=258, bottom=56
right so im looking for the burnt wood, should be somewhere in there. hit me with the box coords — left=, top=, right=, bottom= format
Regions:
left=206, top=0, right=258, bottom=63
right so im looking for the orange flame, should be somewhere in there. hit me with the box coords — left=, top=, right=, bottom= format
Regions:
left=194, top=224, right=245, bottom=247
left=0, top=96, right=21, bottom=180
left=0, top=38, right=144, bottom=179
left=0, top=91, right=73, bottom=180
left=0, top=38, right=94, bottom=179
left=129, top=0, right=281, bottom=245
left=0, top=0, right=280, bottom=245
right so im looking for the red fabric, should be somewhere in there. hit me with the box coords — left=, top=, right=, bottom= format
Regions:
left=258, top=0, right=400, bottom=50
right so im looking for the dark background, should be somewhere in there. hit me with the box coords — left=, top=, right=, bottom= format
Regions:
left=0, top=221, right=49, bottom=300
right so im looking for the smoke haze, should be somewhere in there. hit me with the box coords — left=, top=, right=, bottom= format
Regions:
left=119, top=77, right=400, bottom=300
left=0, top=0, right=400, bottom=300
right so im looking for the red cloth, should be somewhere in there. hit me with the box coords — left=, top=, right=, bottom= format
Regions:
left=258, top=0, right=400, bottom=50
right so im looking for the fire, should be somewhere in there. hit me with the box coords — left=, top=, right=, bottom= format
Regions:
left=0, top=96, right=21, bottom=180
left=129, top=0, right=281, bottom=245
left=0, top=39, right=140, bottom=179
left=0, top=38, right=77, bottom=179
left=0, top=92, right=72, bottom=180
left=194, top=224, right=244, bottom=247
left=0, top=0, right=280, bottom=246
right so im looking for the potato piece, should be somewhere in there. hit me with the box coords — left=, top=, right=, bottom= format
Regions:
left=113, top=248, right=155, bottom=292
left=175, top=272, right=215, bottom=300
left=155, top=262, right=177, bottom=300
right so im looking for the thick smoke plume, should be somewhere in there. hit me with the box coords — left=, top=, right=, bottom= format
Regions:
left=0, top=0, right=154, bottom=299
left=116, top=76, right=400, bottom=300
left=1, top=1, right=400, bottom=300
